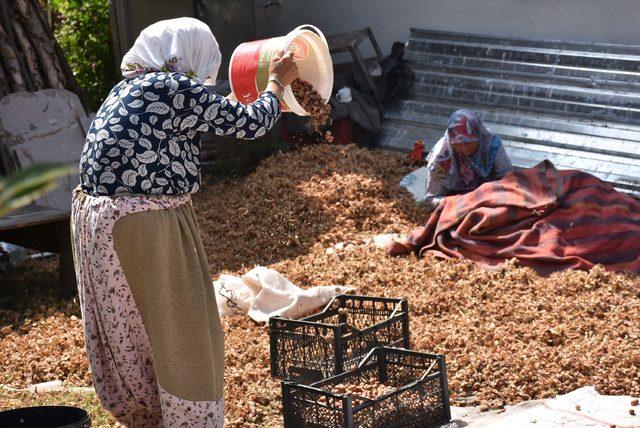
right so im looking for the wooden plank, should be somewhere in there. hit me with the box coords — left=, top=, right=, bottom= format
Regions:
left=0, top=220, right=63, bottom=252
left=0, top=203, right=68, bottom=232
left=327, top=29, right=370, bottom=52
left=56, top=220, right=77, bottom=296
left=0, top=214, right=77, bottom=296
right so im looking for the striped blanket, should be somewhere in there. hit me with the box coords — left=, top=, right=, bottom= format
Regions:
left=389, top=161, right=640, bottom=274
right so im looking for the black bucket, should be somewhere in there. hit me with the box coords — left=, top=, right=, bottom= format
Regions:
left=0, top=406, right=91, bottom=428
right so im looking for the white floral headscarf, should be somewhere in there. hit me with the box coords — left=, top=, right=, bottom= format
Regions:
left=121, top=17, right=221, bottom=83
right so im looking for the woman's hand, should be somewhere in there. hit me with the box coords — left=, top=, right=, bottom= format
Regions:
left=269, top=49, right=298, bottom=87
left=387, top=237, right=413, bottom=256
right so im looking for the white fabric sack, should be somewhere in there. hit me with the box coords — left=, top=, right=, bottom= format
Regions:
left=214, top=266, right=354, bottom=322
left=399, top=166, right=428, bottom=203
left=464, top=386, right=640, bottom=428
left=0, top=242, right=27, bottom=271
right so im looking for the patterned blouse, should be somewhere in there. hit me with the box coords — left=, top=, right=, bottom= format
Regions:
left=80, top=72, right=281, bottom=196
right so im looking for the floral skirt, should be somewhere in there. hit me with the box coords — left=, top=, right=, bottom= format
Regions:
left=71, top=188, right=224, bottom=427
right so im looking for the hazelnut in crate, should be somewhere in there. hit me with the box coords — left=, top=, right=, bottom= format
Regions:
left=281, top=347, right=451, bottom=428
left=269, top=294, right=410, bottom=383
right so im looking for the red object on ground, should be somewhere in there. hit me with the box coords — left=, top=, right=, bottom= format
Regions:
left=409, top=140, right=425, bottom=164
left=330, top=117, right=353, bottom=145
left=388, top=161, right=640, bottom=274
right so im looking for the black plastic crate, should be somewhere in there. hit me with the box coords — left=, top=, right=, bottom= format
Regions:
left=281, top=347, right=451, bottom=428
left=270, top=294, right=410, bottom=383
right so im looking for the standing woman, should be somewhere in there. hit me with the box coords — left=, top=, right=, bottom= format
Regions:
left=71, top=18, right=297, bottom=427
left=422, top=109, right=513, bottom=208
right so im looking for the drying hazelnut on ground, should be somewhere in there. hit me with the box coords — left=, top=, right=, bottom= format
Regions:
left=10, top=144, right=640, bottom=426
left=575, top=404, right=581, bottom=411
left=632, top=399, right=639, bottom=406
left=292, top=78, right=331, bottom=132
left=630, top=409, right=636, bottom=416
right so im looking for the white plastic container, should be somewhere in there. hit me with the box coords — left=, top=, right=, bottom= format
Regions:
left=229, top=25, right=333, bottom=116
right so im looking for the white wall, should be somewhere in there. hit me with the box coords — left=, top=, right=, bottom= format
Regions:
left=255, top=0, right=640, bottom=55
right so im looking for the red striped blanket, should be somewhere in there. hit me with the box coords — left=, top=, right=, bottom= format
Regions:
left=389, top=161, right=640, bottom=274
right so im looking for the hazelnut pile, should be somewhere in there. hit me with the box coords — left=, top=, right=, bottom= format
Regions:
left=291, top=78, right=332, bottom=132
left=318, top=376, right=395, bottom=407
left=3, top=145, right=640, bottom=428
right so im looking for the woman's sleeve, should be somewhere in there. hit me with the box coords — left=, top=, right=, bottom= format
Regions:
left=492, top=139, right=513, bottom=179
left=423, top=138, right=452, bottom=207
left=172, top=81, right=281, bottom=140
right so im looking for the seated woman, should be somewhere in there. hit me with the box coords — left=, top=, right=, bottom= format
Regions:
left=423, top=109, right=513, bottom=208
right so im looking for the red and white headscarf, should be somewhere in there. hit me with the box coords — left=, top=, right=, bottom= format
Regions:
left=430, top=109, right=502, bottom=190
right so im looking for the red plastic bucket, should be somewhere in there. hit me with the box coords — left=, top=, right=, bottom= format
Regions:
left=229, top=25, right=333, bottom=116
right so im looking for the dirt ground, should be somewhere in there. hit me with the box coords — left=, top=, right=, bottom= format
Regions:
left=1, top=145, right=638, bottom=427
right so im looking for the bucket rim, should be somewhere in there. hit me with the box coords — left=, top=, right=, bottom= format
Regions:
left=284, top=24, right=329, bottom=50
left=227, top=45, right=241, bottom=101
left=281, top=26, right=333, bottom=116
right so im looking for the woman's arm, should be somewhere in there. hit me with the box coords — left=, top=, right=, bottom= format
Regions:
left=491, top=139, right=513, bottom=179
left=173, top=82, right=279, bottom=140
left=423, top=138, right=452, bottom=207
left=176, top=49, right=297, bottom=140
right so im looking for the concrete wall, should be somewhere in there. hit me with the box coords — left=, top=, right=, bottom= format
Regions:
left=255, top=0, right=640, bottom=56
left=196, top=0, right=256, bottom=80
left=111, top=0, right=255, bottom=80
left=112, top=0, right=640, bottom=72
left=111, top=0, right=195, bottom=65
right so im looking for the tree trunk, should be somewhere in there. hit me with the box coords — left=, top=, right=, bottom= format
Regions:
left=0, top=25, right=26, bottom=93
left=0, top=56, right=12, bottom=97
left=29, top=0, right=88, bottom=107
left=14, top=0, right=63, bottom=89
left=12, top=18, right=45, bottom=90
left=0, top=0, right=32, bottom=91
left=0, top=0, right=89, bottom=112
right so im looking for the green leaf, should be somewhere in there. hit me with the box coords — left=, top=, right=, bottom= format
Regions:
left=46, top=0, right=117, bottom=110
left=0, top=163, right=75, bottom=217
